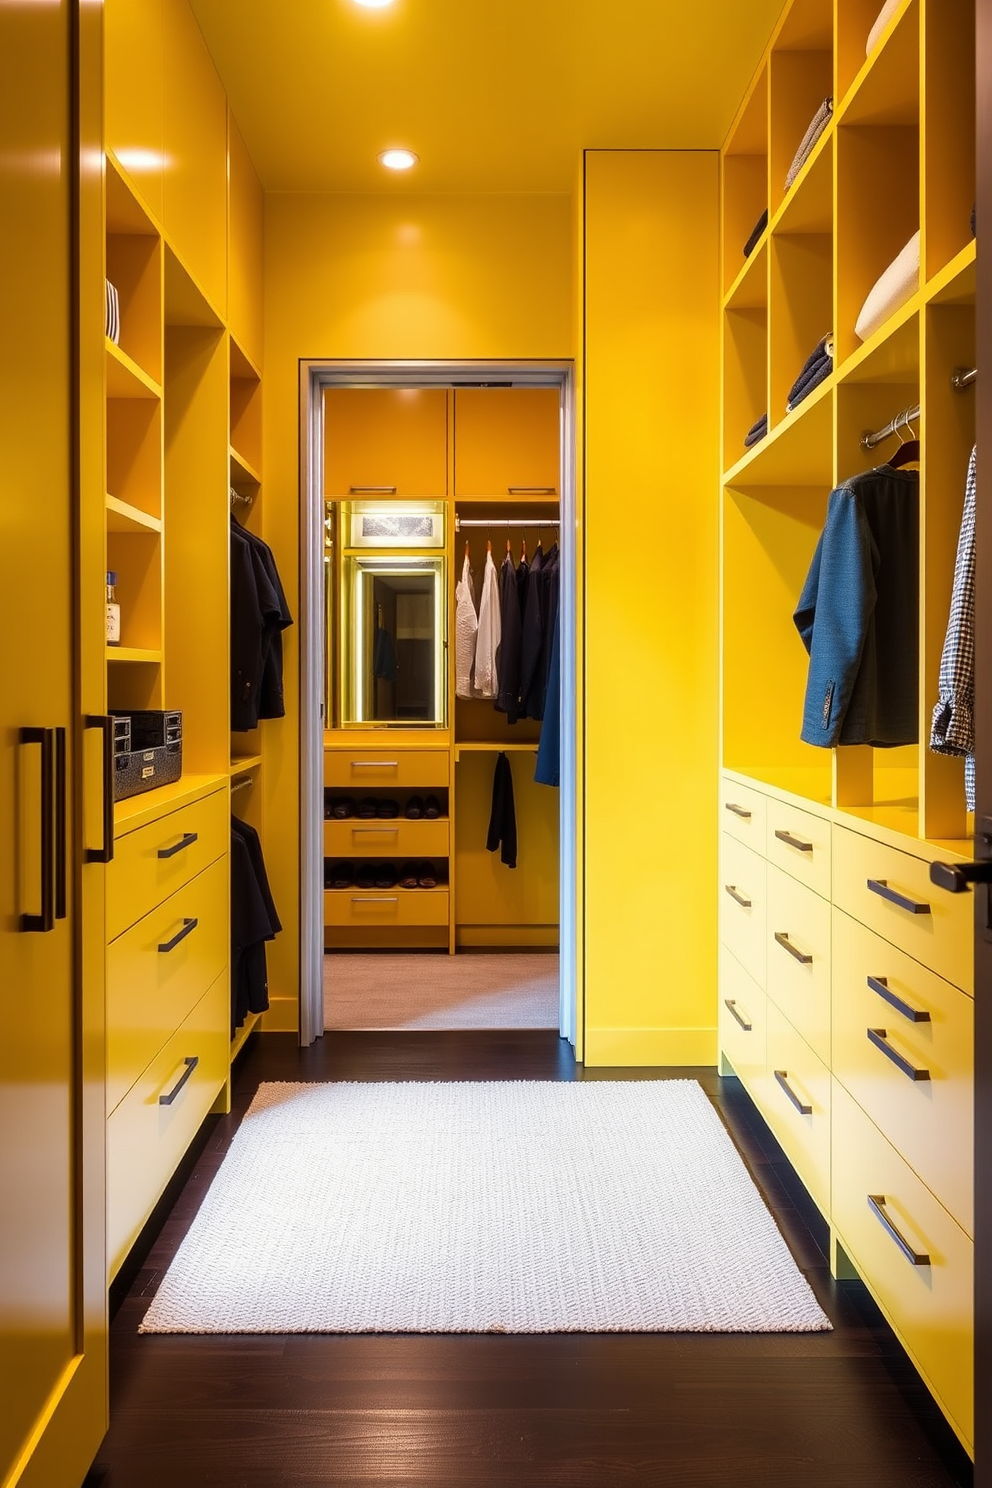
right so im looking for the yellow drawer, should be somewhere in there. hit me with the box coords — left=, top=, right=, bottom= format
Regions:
left=720, top=776, right=767, bottom=853
left=759, top=1000, right=831, bottom=1216
left=833, top=825, right=973, bottom=994
left=832, top=908, right=973, bottom=1235
left=324, top=887, right=449, bottom=928
left=719, top=834, right=766, bottom=987
left=766, top=863, right=830, bottom=1065
left=324, top=748, right=449, bottom=790
left=831, top=1080, right=973, bottom=1452
left=324, top=817, right=450, bottom=859
left=107, top=855, right=229, bottom=1114
left=109, top=786, right=228, bottom=942
left=107, top=970, right=229, bottom=1280
left=765, top=798, right=831, bottom=899
left=718, top=944, right=766, bottom=1092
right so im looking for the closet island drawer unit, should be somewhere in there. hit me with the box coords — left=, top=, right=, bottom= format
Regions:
left=324, top=748, right=450, bottom=790
left=720, top=775, right=767, bottom=851
left=324, top=887, right=449, bottom=929
left=324, top=817, right=450, bottom=859
left=107, top=855, right=229, bottom=1113
left=718, top=944, right=767, bottom=1089
left=762, top=1000, right=831, bottom=1215
left=108, top=784, right=228, bottom=941
left=831, top=1081, right=973, bottom=1452
left=765, top=798, right=831, bottom=899
left=765, top=863, right=831, bottom=1065
left=832, top=908, right=974, bottom=1235
left=107, top=972, right=230, bottom=1278
left=719, top=833, right=767, bottom=987
left=832, top=826, right=973, bottom=994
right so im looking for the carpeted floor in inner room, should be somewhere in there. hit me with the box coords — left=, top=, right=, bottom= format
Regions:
left=324, top=952, right=559, bottom=1030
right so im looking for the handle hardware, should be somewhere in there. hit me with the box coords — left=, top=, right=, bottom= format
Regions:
left=724, top=999, right=752, bottom=1032
left=929, top=858, right=992, bottom=894
left=158, top=831, right=199, bottom=860
left=159, top=1056, right=199, bottom=1106
left=774, top=931, right=813, bottom=965
left=19, top=727, right=55, bottom=933
left=158, top=917, right=199, bottom=954
left=725, top=802, right=752, bottom=820
left=352, top=826, right=399, bottom=835
left=775, top=829, right=813, bottom=853
left=867, top=878, right=931, bottom=916
left=867, top=1028, right=931, bottom=1082
left=351, top=895, right=399, bottom=903
left=724, top=884, right=752, bottom=909
left=774, top=1070, right=812, bottom=1115
left=507, top=486, right=557, bottom=495
left=868, top=1195, right=930, bottom=1267
left=867, top=975, right=930, bottom=1024
left=350, top=760, right=399, bottom=769
left=54, top=727, right=67, bottom=920
left=349, top=485, right=397, bottom=494
left=84, top=715, right=114, bottom=863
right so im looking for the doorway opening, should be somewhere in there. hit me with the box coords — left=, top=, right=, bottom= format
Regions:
left=298, top=361, right=578, bottom=1047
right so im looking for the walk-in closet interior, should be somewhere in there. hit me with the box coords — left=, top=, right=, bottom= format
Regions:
left=2, top=0, right=987, bottom=1483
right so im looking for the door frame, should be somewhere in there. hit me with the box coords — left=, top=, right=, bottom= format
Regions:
left=298, top=360, right=578, bottom=1048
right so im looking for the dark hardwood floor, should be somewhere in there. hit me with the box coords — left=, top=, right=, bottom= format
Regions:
left=85, top=1031, right=973, bottom=1487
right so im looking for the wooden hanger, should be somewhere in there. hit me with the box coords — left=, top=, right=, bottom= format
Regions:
left=888, top=411, right=920, bottom=470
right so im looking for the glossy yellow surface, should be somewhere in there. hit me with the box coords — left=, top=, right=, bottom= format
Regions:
left=719, top=835, right=767, bottom=989
left=765, top=797, right=832, bottom=899
left=228, top=112, right=264, bottom=371
left=719, top=778, right=768, bottom=852
left=108, top=785, right=228, bottom=941
left=718, top=945, right=768, bottom=1090
left=324, top=389, right=449, bottom=498
left=324, top=888, right=450, bottom=930
left=766, top=863, right=831, bottom=1066
left=453, top=388, right=560, bottom=497
left=583, top=150, right=720, bottom=1066
left=324, top=748, right=450, bottom=791
left=324, top=818, right=450, bottom=861
left=763, top=999, right=832, bottom=1215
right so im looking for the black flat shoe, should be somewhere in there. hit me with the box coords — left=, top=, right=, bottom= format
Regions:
left=423, top=794, right=441, bottom=819
left=405, top=795, right=424, bottom=819
left=332, top=796, right=355, bottom=820
left=375, top=861, right=398, bottom=889
left=356, top=797, right=378, bottom=820
left=376, top=799, right=400, bottom=819
left=354, top=862, right=375, bottom=889
left=330, top=860, right=353, bottom=889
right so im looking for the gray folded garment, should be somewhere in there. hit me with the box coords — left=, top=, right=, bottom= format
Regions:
left=785, top=98, right=833, bottom=191
left=744, top=413, right=768, bottom=449
left=786, top=334, right=834, bottom=411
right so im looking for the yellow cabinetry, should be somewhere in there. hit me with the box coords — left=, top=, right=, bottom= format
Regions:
left=763, top=998, right=832, bottom=1215
left=453, top=387, right=560, bottom=497
left=719, top=834, right=766, bottom=987
left=765, top=862, right=831, bottom=1065
left=323, top=387, right=449, bottom=497
left=108, top=784, right=229, bottom=939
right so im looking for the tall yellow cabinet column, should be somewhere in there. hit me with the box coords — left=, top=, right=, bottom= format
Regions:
left=581, top=151, right=721, bottom=1066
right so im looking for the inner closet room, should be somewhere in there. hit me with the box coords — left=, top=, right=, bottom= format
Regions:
left=320, top=383, right=564, bottom=1032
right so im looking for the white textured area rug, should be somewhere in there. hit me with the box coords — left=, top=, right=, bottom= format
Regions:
left=140, top=1080, right=831, bottom=1336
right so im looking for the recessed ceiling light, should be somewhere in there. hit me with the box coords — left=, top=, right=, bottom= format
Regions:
left=354, top=0, right=394, bottom=7
left=378, top=149, right=418, bottom=171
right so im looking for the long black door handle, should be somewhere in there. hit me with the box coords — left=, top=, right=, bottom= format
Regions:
left=867, top=975, right=930, bottom=1023
left=158, top=917, right=198, bottom=954
left=868, top=1195, right=930, bottom=1267
left=20, top=727, right=55, bottom=932
left=930, top=858, right=992, bottom=893
left=774, top=931, right=813, bottom=965
left=159, top=1056, right=199, bottom=1106
left=84, top=715, right=114, bottom=863
left=158, top=831, right=198, bottom=860
left=867, top=878, right=930, bottom=915
left=55, top=727, right=67, bottom=920
left=867, top=1028, right=931, bottom=1082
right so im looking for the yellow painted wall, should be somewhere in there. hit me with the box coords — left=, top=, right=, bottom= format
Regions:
left=262, top=192, right=573, bottom=1026
left=582, top=151, right=721, bottom=1065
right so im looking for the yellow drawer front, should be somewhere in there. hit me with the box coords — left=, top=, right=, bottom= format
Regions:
left=760, top=1000, right=831, bottom=1215
left=766, top=863, right=830, bottom=1065
left=832, top=908, right=974, bottom=1235
left=109, top=785, right=228, bottom=942
left=833, top=826, right=973, bottom=994
left=324, top=887, right=449, bottom=928
left=765, top=798, right=831, bottom=899
left=719, top=944, right=766, bottom=1091
left=831, top=1080, right=973, bottom=1452
left=107, top=855, right=229, bottom=1114
left=324, top=817, right=450, bottom=859
left=324, top=749, right=449, bottom=790
left=107, top=971, right=229, bottom=1280
left=720, top=776, right=767, bottom=853
left=719, top=834, right=766, bottom=987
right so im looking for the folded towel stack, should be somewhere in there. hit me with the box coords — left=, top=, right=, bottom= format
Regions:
left=787, top=334, right=834, bottom=412
left=785, top=98, right=833, bottom=191
left=743, top=209, right=768, bottom=260
left=744, top=413, right=768, bottom=449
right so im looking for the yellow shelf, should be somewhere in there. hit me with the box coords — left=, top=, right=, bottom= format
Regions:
left=836, top=0, right=919, bottom=128
left=926, top=240, right=977, bottom=307
left=106, top=645, right=162, bottom=663
left=230, top=338, right=261, bottom=382
left=105, top=494, right=162, bottom=534
left=230, top=754, right=263, bottom=775
left=772, top=135, right=832, bottom=238
left=454, top=741, right=539, bottom=761
left=105, top=338, right=162, bottom=400
left=723, top=240, right=767, bottom=313
left=231, top=1011, right=261, bottom=1061
left=230, top=445, right=261, bottom=487
left=113, top=773, right=229, bottom=835
left=723, top=375, right=834, bottom=488
left=836, top=298, right=919, bottom=387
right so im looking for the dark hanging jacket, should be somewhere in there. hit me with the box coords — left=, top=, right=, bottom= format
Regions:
left=230, top=516, right=293, bottom=729
left=495, top=551, right=523, bottom=723
left=230, top=816, right=281, bottom=1034
left=535, top=578, right=561, bottom=788
left=519, top=543, right=545, bottom=721
left=486, top=751, right=517, bottom=868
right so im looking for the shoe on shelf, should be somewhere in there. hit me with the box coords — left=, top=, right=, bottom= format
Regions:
left=376, top=799, right=400, bottom=819
left=418, top=860, right=438, bottom=889
left=356, top=797, right=378, bottom=820
left=331, top=796, right=356, bottom=820
left=375, top=861, right=398, bottom=889
left=405, top=795, right=424, bottom=819
left=423, top=794, right=442, bottom=819
left=399, top=862, right=419, bottom=889
left=331, top=860, right=354, bottom=889
left=354, top=862, right=376, bottom=889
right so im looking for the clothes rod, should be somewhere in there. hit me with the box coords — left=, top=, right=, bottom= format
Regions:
left=455, top=518, right=560, bottom=530
left=231, top=775, right=254, bottom=793
left=861, top=404, right=920, bottom=452
left=951, top=365, right=977, bottom=391
left=230, top=487, right=254, bottom=507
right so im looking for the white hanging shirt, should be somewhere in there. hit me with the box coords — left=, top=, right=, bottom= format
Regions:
left=455, top=551, right=479, bottom=700
left=473, top=548, right=501, bottom=700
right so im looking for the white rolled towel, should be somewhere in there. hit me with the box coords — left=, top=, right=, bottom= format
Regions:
left=866, top=0, right=902, bottom=56
left=854, top=230, right=920, bottom=342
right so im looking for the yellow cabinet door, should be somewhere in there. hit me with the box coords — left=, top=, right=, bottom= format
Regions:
left=324, top=747, right=450, bottom=790
left=323, top=387, right=448, bottom=497
left=718, top=944, right=767, bottom=1092
left=765, top=862, right=831, bottom=1065
left=720, top=775, right=768, bottom=852
left=453, top=387, right=560, bottom=497
left=324, top=887, right=450, bottom=928
left=108, top=783, right=228, bottom=941
left=324, top=817, right=450, bottom=859
left=760, top=1001, right=831, bottom=1216
left=765, top=797, right=831, bottom=899
left=718, top=833, right=767, bottom=987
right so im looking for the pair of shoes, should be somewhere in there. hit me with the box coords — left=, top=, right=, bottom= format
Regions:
left=361, top=861, right=398, bottom=889
left=324, top=859, right=354, bottom=889
left=398, top=860, right=439, bottom=889
left=325, top=794, right=355, bottom=820
left=355, top=797, right=400, bottom=820
left=405, top=794, right=442, bottom=820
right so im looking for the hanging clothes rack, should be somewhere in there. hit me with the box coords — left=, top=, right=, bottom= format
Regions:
left=861, top=404, right=920, bottom=452
left=231, top=487, right=254, bottom=510
left=455, top=517, right=559, bottom=531
left=951, top=366, right=977, bottom=391
left=231, top=774, right=254, bottom=794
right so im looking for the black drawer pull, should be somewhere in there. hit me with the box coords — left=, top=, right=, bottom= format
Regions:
left=867, top=1028, right=931, bottom=1082
left=159, top=1056, right=199, bottom=1106
left=724, top=999, right=752, bottom=1032
left=158, top=917, right=198, bottom=953
left=867, top=878, right=931, bottom=916
left=868, top=1195, right=930, bottom=1267
left=867, top=975, right=930, bottom=1023
left=774, top=931, right=813, bottom=965
left=158, top=831, right=199, bottom=859
left=724, top=884, right=752, bottom=909
left=84, top=714, right=114, bottom=863
left=774, top=1070, right=812, bottom=1115
left=775, top=829, right=813, bottom=853
left=725, top=802, right=752, bottom=819
left=19, top=726, right=55, bottom=933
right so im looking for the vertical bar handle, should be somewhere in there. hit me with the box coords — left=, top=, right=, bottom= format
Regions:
left=19, top=727, right=54, bottom=932
left=84, top=715, right=114, bottom=864
left=55, top=727, right=67, bottom=920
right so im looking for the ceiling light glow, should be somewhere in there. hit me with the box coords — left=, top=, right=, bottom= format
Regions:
left=378, top=149, right=418, bottom=171
left=354, top=0, right=394, bottom=8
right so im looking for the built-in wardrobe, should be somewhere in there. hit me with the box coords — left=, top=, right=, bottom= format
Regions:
left=322, top=385, right=561, bottom=955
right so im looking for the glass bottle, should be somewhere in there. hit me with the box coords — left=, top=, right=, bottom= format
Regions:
left=106, top=570, right=121, bottom=646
